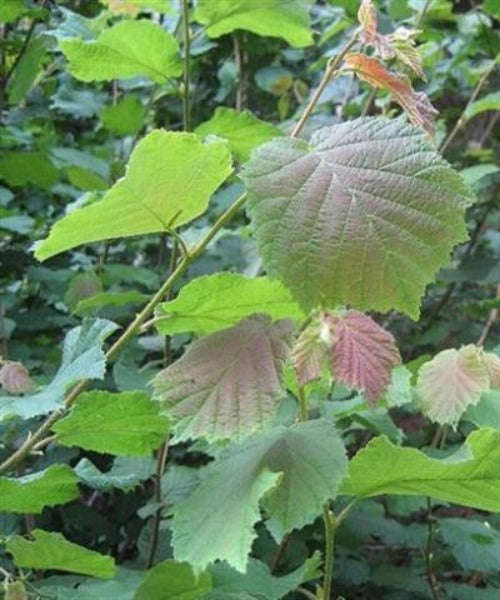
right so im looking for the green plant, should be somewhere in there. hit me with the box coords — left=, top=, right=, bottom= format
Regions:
left=0, top=1, right=499, bottom=598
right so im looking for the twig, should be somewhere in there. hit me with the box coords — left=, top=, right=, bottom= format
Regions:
left=145, top=439, right=170, bottom=569
left=233, top=33, right=245, bottom=111
left=477, top=284, right=499, bottom=347
left=271, top=532, right=291, bottom=573
left=440, top=57, right=498, bottom=154
left=290, top=32, right=359, bottom=138
left=424, top=497, right=442, bottom=600
left=361, top=88, right=376, bottom=117
left=414, top=0, right=433, bottom=28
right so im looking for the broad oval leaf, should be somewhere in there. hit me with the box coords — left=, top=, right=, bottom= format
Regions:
left=194, top=0, right=313, bottom=48
left=325, top=310, right=400, bottom=404
left=60, top=20, right=181, bottom=83
left=154, top=315, right=294, bottom=442
left=416, top=345, right=490, bottom=426
left=242, top=117, right=475, bottom=318
left=35, top=131, right=232, bottom=260
left=341, top=428, right=500, bottom=512
left=155, top=273, right=304, bottom=336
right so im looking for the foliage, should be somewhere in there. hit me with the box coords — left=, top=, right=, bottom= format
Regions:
left=0, top=0, right=498, bottom=599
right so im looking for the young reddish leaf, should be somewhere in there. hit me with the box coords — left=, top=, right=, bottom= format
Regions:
left=292, top=321, right=329, bottom=386
left=243, top=117, right=475, bottom=318
left=324, top=310, right=400, bottom=404
left=387, top=28, right=426, bottom=80
left=482, top=352, right=500, bottom=388
left=0, top=361, right=35, bottom=394
left=345, top=52, right=437, bottom=135
left=154, top=315, right=294, bottom=442
left=416, top=345, right=490, bottom=426
left=358, top=0, right=377, bottom=43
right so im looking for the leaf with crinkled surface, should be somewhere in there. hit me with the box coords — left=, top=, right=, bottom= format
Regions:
left=416, top=345, right=490, bottom=426
left=154, top=315, right=293, bottom=441
left=345, top=53, right=436, bottom=135
left=172, top=420, right=347, bottom=571
left=0, top=465, right=78, bottom=514
left=358, top=0, right=377, bottom=42
left=482, top=351, right=500, bottom=387
left=195, top=0, right=313, bottom=48
left=60, top=20, right=181, bottom=83
left=35, top=131, right=232, bottom=260
left=341, top=428, right=500, bottom=512
left=242, top=117, right=475, bottom=318
left=325, top=310, right=400, bottom=404
left=291, top=320, right=329, bottom=386
left=7, top=529, right=116, bottom=578
left=195, top=108, right=281, bottom=163
left=155, top=273, right=304, bottom=336
left=0, top=319, right=117, bottom=421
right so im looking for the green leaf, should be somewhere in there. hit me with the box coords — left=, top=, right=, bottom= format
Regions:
left=195, top=0, right=313, bottom=47
left=0, top=319, right=117, bottom=421
left=195, top=108, right=281, bottom=163
left=416, top=345, right=490, bottom=426
left=135, top=560, right=212, bottom=599
left=242, top=117, right=475, bottom=318
left=155, top=273, right=304, bottom=336
left=38, top=569, right=143, bottom=600
left=7, top=37, right=46, bottom=104
left=0, top=151, right=59, bottom=189
left=440, top=518, right=500, bottom=572
left=75, top=291, right=150, bottom=317
left=340, top=428, right=500, bottom=511
left=0, top=0, right=27, bottom=23
left=60, top=20, right=181, bottom=83
left=101, top=94, right=146, bottom=135
left=75, top=456, right=156, bottom=492
left=65, top=272, right=103, bottom=312
left=154, top=315, right=293, bottom=442
left=6, top=529, right=116, bottom=578
left=465, top=390, right=500, bottom=429
left=464, top=91, right=500, bottom=121
left=54, top=391, right=169, bottom=456
left=35, top=131, right=232, bottom=260
left=0, top=465, right=78, bottom=514
left=172, top=419, right=347, bottom=570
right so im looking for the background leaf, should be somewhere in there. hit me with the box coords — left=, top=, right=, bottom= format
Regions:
left=135, top=560, right=212, bottom=599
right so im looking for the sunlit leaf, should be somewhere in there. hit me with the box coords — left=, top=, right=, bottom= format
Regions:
left=325, top=310, right=400, bottom=404
left=0, top=465, right=78, bottom=514
left=358, top=0, right=377, bottom=42
left=341, top=429, right=500, bottom=511
left=54, top=391, right=169, bottom=456
left=35, top=131, right=232, bottom=260
left=7, top=529, right=116, bottom=578
left=155, top=273, right=304, bottom=336
left=195, top=0, right=313, bottom=48
left=173, top=419, right=347, bottom=571
left=345, top=53, right=436, bottom=134
left=154, top=315, right=293, bottom=441
left=482, top=351, right=500, bottom=387
left=416, top=345, right=490, bottom=426
left=60, top=20, right=181, bottom=83
left=242, top=117, right=475, bottom=318
left=135, top=560, right=212, bottom=599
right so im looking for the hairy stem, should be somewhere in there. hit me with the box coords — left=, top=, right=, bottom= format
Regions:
left=322, top=505, right=336, bottom=600
left=182, top=0, right=191, bottom=132
left=440, top=57, right=498, bottom=154
left=290, top=32, right=359, bottom=138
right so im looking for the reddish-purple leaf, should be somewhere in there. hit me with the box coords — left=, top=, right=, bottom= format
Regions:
left=153, top=315, right=294, bottom=441
left=292, top=321, right=329, bottom=386
left=324, top=310, right=400, bottom=404
left=358, top=0, right=377, bottom=43
left=416, top=345, right=491, bottom=426
left=0, top=361, right=35, bottom=394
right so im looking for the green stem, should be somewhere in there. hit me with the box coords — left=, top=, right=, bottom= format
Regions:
left=322, top=505, right=336, bottom=600
left=298, top=385, right=308, bottom=421
left=182, top=0, right=191, bottom=132
left=290, top=32, right=359, bottom=139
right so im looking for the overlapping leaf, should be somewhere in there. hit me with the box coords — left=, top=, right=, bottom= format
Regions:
left=195, top=0, right=313, bottom=48
left=195, top=108, right=281, bottom=163
left=60, top=20, right=181, bottom=83
left=154, top=315, right=293, bottom=441
left=53, top=391, right=169, bottom=456
left=416, top=345, right=491, bottom=426
left=325, top=310, right=400, bottom=403
left=7, top=529, right=116, bottom=578
left=344, top=53, right=436, bottom=135
left=155, top=273, right=304, bottom=336
left=135, top=560, right=212, bottom=599
left=242, top=117, right=475, bottom=318
left=173, top=419, right=347, bottom=571
left=0, top=319, right=117, bottom=421
left=341, top=428, right=500, bottom=512
left=35, top=131, right=232, bottom=260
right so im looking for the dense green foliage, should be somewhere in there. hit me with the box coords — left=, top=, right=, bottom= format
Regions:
left=0, top=1, right=499, bottom=599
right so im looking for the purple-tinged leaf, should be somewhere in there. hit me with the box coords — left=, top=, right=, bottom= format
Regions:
left=325, top=310, right=400, bottom=404
left=291, top=321, right=329, bottom=386
left=242, top=117, right=475, bottom=319
left=0, top=361, right=34, bottom=394
left=416, top=345, right=491, bottom=426
left=153, top=315, right=294, bottom=442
